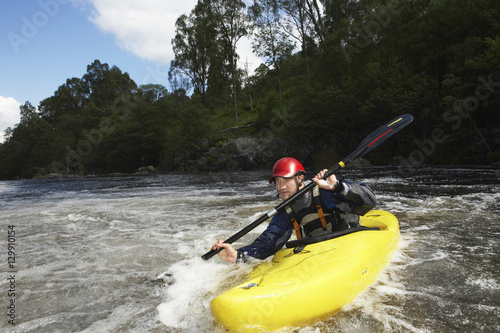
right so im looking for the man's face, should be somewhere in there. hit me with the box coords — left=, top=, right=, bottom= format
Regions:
left=274, top=175, right=304, bottom=200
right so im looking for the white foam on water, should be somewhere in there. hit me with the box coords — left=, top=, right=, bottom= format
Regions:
left=406, top=225, right=431, bottom=232
left=155, top=209, right=270, bottom=331
left=156, top=257, right=253, bottom=330
left=466, top=277, right=500, bottom=290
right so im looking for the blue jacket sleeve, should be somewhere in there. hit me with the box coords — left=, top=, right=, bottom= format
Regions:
left=237, top=211, right=293, bottom=260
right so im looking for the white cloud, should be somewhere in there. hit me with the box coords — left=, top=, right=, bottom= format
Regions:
left=0, top=96, right=21, bottom=143
left=78, top=0, right=263, bottom=72
left=82, top=0, right=198, bottom=63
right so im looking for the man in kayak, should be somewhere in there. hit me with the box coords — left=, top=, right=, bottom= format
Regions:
left=210, top=157, right=377, bottom=262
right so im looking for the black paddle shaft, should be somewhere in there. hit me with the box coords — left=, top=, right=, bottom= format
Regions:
left=201, top=114, right=414, bottom=260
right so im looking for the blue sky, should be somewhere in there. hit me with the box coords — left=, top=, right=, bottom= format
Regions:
left=0, top=0, right=261, bottom=142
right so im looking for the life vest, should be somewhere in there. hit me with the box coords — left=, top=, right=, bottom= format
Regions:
left=285, top=186, right=349, bottom=240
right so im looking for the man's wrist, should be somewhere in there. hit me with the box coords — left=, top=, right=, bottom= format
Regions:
left=332, top=180, right=342, bottom=193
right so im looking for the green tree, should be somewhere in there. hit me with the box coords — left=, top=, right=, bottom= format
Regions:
left=171, top=1, right=217, bottom=101
left=0, top=102, right=56, bottom=179
left=275, top=0, right=321, bottom=76
left=83, top=60, right=137, bottom=108
left=303, top=0, right=326, bottom=45
left=39, top=77, right=86, bottom=125
left=168, top=67, right=191, bottom=109
left=19, top=101, right=38, bottom=123
left=211, top=0, right=250, bottom=122
left=250, top=0, right=296, bottom=100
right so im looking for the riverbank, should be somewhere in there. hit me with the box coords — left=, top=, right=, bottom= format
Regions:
left=30, top=132, right=500, bottom=180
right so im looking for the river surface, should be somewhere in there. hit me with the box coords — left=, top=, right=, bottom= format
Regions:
left=1, top=167, right=499, bottom=333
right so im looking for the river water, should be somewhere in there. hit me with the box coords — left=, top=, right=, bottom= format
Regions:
left=1, top=167, right=499, bottom=333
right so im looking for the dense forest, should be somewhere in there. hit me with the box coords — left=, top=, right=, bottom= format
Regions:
left=1, top=0, right=499, bottom=180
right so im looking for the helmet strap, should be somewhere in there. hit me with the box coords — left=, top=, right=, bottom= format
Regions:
left=295, top=174, right=304, bottom=189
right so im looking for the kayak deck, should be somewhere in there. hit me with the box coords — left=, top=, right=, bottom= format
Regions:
left=211, top=210, right=400, bottom=332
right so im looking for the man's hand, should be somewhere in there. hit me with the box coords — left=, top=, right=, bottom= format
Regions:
left=210, top=240, right=238, bottom=263
left=312, top=169, right=339, bottom=191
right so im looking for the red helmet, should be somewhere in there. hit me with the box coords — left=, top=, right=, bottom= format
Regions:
left=269, top=157, right=305, bottom=183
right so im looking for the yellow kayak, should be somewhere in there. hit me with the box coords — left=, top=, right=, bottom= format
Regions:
left=210, top=210, right=400, bottom=332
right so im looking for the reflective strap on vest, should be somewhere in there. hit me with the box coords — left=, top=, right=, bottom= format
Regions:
left=286, top=206, right=303, bottom=240
left=292, top=218, right=302, bottom=240
left=313, top=186, right=328, bottom=230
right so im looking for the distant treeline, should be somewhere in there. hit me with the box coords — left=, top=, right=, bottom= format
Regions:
left=1, top=0, right=499, bottom=179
